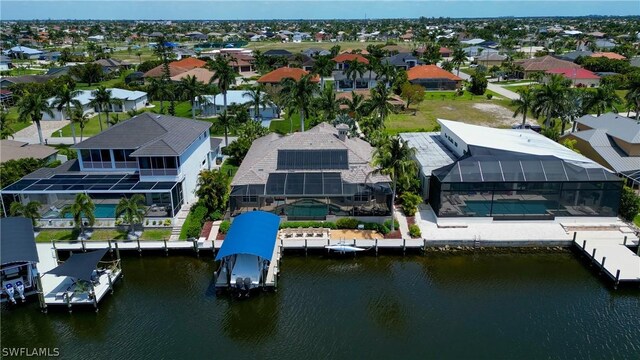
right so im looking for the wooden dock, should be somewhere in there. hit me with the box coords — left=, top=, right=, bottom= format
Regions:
left=52, top=238, right=212, bottom=257
left=573, top=236, right=640, bottom=288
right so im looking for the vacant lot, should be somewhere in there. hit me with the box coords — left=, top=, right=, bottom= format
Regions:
left=386, top=90, right=521, bottom=134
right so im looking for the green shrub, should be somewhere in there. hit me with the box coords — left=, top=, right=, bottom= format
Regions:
left=619, top=186, right=640, bottom=222
left=379, top=224, right=390, bottom=235
left=383, top=219, right=399, bottom=230
left=409, top=224, right=422, bottom=238
left=336, top=217, right=360, bottom=229
left=152, top=220, right=157, bottom=226
left=219, top=220, right=231, bottom=234
left=400, top=192, right=422, bottom=217
left=163, top=219, right=172, bottom=226
left=179, top=205, right=208, bottom=239
left=486, top=93, right=493, bottom=100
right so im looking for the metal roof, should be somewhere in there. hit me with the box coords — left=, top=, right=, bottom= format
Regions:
left=571, top=130, right=640, bottom=174
left=215, top=212, right=280, bottom=261
left=399, top=132, right=457, bottom=176
left=1, top=217, right=38, bottom=265
left=576, top=113, right=640, bottom=144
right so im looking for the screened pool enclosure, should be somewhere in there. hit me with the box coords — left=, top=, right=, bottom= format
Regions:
left=429, top=154, right=623, bottom=218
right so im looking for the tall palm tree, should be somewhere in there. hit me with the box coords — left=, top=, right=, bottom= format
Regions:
left=311, top=55, right=336, bottom=89
left=532, top=74, right=569, bottom=127
left=61, top=193, right=95, bottom=238
left=372, top=136, right=416, bottom=232
left=16, top=91, right=54, bottom=145
left=625, top=81, right=640, bottom=121
left=588, top=84, right=621, bottom=117
left=367, top=82, right=394, bottom=129
left=51, top=84, right=82, bottom=144
left=89, top=86, right=108, bottom=131
left=280, top=74, right=319, bottom=132
left=0, top=110, right=15, bottom=140
left=217, top=111, right=234, bottom=146
left=115, top=194, right=146, bottom=235
left=176, top=74, right=206, bottom=119
left=71, top=106, right=91, bottom=141
left=511, top=87, right=534, bottom=126
left=342, top=91, right=367, bottom=122
left=344, top=59, right=367, bottom=90
left=451, top=48, right=467, bottom=76
left=242, top=84, right=273, bottom=121
left=317, top=84, right=340, bottom=122
left=10, top=201, right=41, bottom=226
left=146, top=77, right=172, bottom=114
left=208, top=55, right=238, bottom=115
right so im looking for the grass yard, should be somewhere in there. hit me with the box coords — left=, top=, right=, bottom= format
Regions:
left=4, top=107, right=33, bottom=133
left=150, top=100, right=193, bottom=118
left=269, top=113, right=312, bottom=134
left=634, top=214, right=640, bottom=227
left=386, top=90, right=519, bottom=134
left=51, top=112, right=132, bottom=137
left=76, top=70, right=134, bottom=90
left=220, top=159, right=239, bottom=177
left=36, top=228, right=172, bottom=242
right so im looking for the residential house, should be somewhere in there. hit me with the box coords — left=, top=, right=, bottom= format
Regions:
left=1, top=113, right=215, bottom=221
left=172, top=48, right=197, bottom=60
left=43, top=88, right=148, bottom=121
left=333, top=71, right=382, bottom=91
left=461, top=38, right=486, bottom=46
left=0, top=75, right=52, bottom=90
left=263, top=49, right=293, bottom=57
left=45, top=66, right=73, bottom=77
left=591, top=52, right=626, bottom=60
left=143, top=64, right=190, bottom=79
left=229, top=123, right=392, bottom=219
left=0, top=55, right=12, bottom=71
left=546, top=68, right=600, bottom=87
left=462, top=46, right=498, bottom=57
left=196, top=90, right=278, bottom=123
left=557, top=50, right=594, bottom=62
left=257, top=67, right=320, bottom=85
left=439, top=47, right=452, bottom=58
left=87, top=35, right=105, bottom=42
left=332, top=53, right=369, bottom=71
left=170, top=68, right=216, bottom=84
left=0, top=140, right=58, bottom=164
left=302, top=48, right=331, bottom=57
left=401, top=119, right=622, bottom=218
left=476, top=53, right=507, bottom=67
left=172, top=57, right=207, bottom=69
left=515, top=55, right=581, bottom=79
left=5, top=46, right=43, bottom=60
left=406, top=65, right=462, bottom=90
left=563, top=113, right=640, bottom=188
left=125, top=71, right=145, bottom=85
left=93, top=58, right=129, bottom=74
left=382, top=53, right=421, bottom=70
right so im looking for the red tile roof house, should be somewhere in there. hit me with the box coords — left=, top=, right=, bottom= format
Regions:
left=406, top=65, right=463, bottom=90
left=515, top=55, right=581, bottom=79
left=439, top=47, right=452, bottom=58
left=332, top=53, right=369, bottom=71
left=546, top=68, right=601, bottom=87
left=257, top=67, right=320, bottom=85
left=590, top=52, right=626, bottom=60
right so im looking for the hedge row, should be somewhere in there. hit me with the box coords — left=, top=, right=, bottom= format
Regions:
left=179, top=205, right=208, bottom=240
left=279, top=218, right=399, bottom=235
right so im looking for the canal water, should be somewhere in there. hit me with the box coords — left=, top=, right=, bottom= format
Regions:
left=2, top=252, right=639, bottom=359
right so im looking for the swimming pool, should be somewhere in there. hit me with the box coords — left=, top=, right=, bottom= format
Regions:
left=42, top=204, right=118, bottom=219
left=463, top=200, right=553, bottom=217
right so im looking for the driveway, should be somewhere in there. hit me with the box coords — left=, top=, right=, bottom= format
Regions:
left=13, top=120, right=70, bottom=145
left=457, top=71, right=520, bottom=100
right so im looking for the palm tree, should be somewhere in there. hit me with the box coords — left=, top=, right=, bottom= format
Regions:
left=10, top=201, right=41, bottom=226
left=242, top=85, right=273, bottom=121
left=367, top=82, right=394, bottom=129
left=344, top=59, right=367, bottom=90
left=146, top=77, right=172, bottom=114
left=115, top=194, right=146, bottom=236
left=451, top=48, right=467, bottom=76
left=372, top=136, right=416, bottom=232
left=588, top=84, right=621, bottom=116
left=217, top=111, right=234, bottom=146
left=51, top=84, right=82, bottom=144
left=0, top=110, right=15, bottom=140
left=89, top=86, right=108, bottom=131
left=317, top=84, right=340, bottom=122
left=511, top=87, right=534, bottom=126
left=625, top=82, right=640, bottom=121
left=532, top=74, right=569, bottom=127
left=280, top=74, right=319, bottom=132
left=61, top=193, right=95, bottom=238
left=71, top=106, right=91, bottom=141
left=176, top=74, right=206, bottom=119
left=16, top=91, right=54, bottom=144
left=342, top=91, right=367, bottom=122
left=311, top=55, right=336, bottom=89
left=208, top=56, right=238, bottom=115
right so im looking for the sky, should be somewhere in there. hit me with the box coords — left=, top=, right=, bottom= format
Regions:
left=1, top=1, right=639, bottom=20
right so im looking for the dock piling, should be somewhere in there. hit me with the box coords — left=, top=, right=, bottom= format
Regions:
left=573, top=232, right=577, bottom=242
left=36, top=274, right=47, bottom=313
left=193, top=238, right=200, bottom=257
left=375, top=238, right=378, bottom=256
left=115, top=242, right=121, bottom=261
left=402, top=238, right=406, bottom=255
left=107, top=273, right=114, bottom=294
left=304, top=239, right=307, bottom=256
left=81, top=239, right=86, bottom=253
left=164, top=239, right=169, bottom=256
left=64, top=292, right=72, bottom=313
left=623, top=236, right=627, bottom=246
left=615, top=269, right=620, bottom=289
left=591, top=248, right=597, bottom=266
left=137, top=238, right=142, bottom=256
left=600, top=257, right=606, bottom=274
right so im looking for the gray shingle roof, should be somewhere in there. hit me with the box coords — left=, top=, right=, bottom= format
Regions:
left=232, top=123, right=390, bottom=186
left=382, top=53, right=420, bottom=67
left=576, top=113, right=640, bottom=144
left=73, top=113, right=211, bottom=156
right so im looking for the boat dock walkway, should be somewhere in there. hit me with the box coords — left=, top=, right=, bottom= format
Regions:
left=36, top=244, right=123, bottom=311
left=573, top=234, right=640, bottom=288
left=52, top=238, right=213, bottom=256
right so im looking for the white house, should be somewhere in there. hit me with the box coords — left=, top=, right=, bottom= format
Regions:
left=197, top=90, right=278, bottom=123
left=5, top=46, right=43, bottom=60
left=43, top=88, right=148, bottom=121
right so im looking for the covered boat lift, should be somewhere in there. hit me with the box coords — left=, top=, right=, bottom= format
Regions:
left=1, top=217, right=42, bottom=306
left=214, top=211, right=281, bottom=296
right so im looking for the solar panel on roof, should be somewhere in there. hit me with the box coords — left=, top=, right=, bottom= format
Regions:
left=277, top=150, right=349, bottom=170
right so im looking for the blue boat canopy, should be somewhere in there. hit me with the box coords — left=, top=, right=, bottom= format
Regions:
left=215, top=211, right=280, bottom=261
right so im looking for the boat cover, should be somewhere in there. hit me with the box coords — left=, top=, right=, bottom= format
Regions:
left=1, top=217, right=38, bottom=265
left=215, top=211, right=280, bottom=261
left=46, top=248, right=108, bottom=282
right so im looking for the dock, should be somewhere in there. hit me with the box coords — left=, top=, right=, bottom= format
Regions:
left=573, top=234, right=640, bottom=288
left=36, top=244, right=123, bottom=312
left=51, top=238, right=212, bottom=257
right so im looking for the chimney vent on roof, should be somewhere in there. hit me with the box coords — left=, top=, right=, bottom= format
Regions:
left=336, top=123, right=349, bottom=141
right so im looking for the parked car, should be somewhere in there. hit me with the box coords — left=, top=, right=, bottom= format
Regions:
left=512, top=123, right=542, bottom=133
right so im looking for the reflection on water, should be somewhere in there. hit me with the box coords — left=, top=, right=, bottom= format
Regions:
left=2, top=253, right=639, bottom=359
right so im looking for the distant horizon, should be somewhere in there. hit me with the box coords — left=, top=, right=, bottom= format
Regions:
left=2, top=1, right=639, bottom=21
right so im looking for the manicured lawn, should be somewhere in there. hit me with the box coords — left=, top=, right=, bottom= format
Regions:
left=4, top=107, right=33, bottom=133
left=634, top=214, right=640, bottom=227
left=150, top=100, right=193, bottom=118
left=269, top=113, right=312, bottom=134
left=220, top=159, right=239, bottom=177
left=36, top=228, right=172, bottom=242
left=76, top=70, right=134, bottom=90
left=51, top=112, right=132, bottom=137
left=110, top=47, right=157, bottom=63
left=385, top=90, right=520, bottom=134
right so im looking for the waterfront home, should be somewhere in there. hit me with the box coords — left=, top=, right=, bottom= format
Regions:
left=406, top=65, right=462, bottom=90
left=196, top=90, right=278, bottom=121
left=333, top=70, right=383, bottom=91
left=1, top=113, right=214, bottom=221
left=229, top=123, right=391, bottom=219
left=545, top=68, right=600, bottom=87
left=563, top=113, right=640, bottom=189
left=0, top=140, right=58, bottom=164
left=43, top=88, right=148, bottom=121
left=401, top=119, right=623, bottom=219
left=515, top=55, right=581, bottom=79
left=332, top=53, right=369, bottom=71
left=382, top=53, right=422, bottom=70
left=257, top=67, right=320, bottom=85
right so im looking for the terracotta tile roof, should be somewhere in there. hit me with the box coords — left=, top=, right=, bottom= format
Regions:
left=170, top=67, right=216, bottom=83
left=143, top=64, right=190, bottom=78
left=171, top=57, right=207, bottom=69
left=591, top=52, right=626, bottom=60
left=406, top=65, right=462, bottom=81
left=516, top=55, right=581, bottom=72
left=546, top=68, right=600, bottom=79
left=332, top=53, right=369, bottom=64
left=257, top=67, right=320, bottom=83
left=439, top=47, right=452, bottom=54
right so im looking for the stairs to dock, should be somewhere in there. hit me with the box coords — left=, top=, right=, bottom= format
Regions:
left=169, top=201, right=196, bottom=241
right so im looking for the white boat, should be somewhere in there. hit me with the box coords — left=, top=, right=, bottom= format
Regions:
left=325, top=244, right=366, bottom=253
